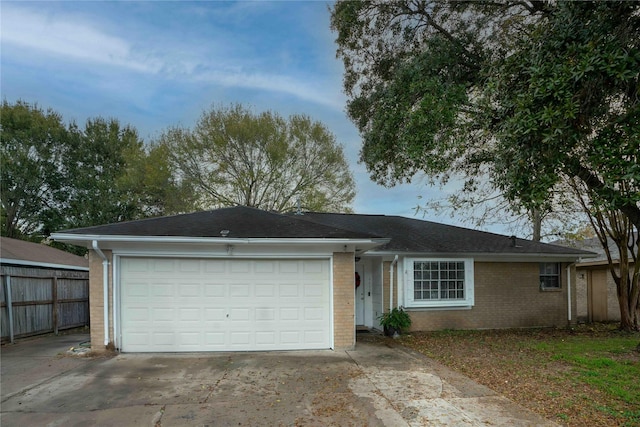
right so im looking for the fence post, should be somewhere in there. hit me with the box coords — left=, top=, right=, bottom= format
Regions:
left=5, top=275, right=14, bottom=344
left=52, top=276, right=59, bottom=335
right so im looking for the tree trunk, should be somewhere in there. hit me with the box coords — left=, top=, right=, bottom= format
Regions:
left=531, top=208, right=542, bottom=242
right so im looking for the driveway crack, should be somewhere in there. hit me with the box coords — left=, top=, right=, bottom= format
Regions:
left=199, top=363, right=229, bottom=404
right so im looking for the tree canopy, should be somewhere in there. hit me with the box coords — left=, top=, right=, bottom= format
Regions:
left=0, top=100, right=192, bottom=246
left=331, top=0, right=639, bottom=329
left=331, top=0, right=638, bottom=226
left=157, top=104, right=355, bottom=213
left=1, top=100, right=68, bottom=238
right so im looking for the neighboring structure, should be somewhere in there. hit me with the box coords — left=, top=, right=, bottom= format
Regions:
left=1, top=237, right=90, bottom=343
left=559, top=236, right=632, bottom=323
left=51, top=206, right=593, bottom=353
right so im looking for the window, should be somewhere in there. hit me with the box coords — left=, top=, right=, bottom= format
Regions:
left=539, top=263, right=560, bottom=289
left=406, top=258, right=474, bottom=308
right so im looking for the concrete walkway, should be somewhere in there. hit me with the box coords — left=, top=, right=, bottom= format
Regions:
left=1, top=333, right=556, bottom=426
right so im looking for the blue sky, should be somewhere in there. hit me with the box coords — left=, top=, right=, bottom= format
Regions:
left=1, top=0, right=507, bottom=232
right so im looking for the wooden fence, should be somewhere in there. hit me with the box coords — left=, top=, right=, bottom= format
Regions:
left=1, top=265, right=89, bottom=343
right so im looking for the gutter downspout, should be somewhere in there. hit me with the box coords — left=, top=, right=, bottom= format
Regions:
left=567, top=261, right=578, bottom=326
left=92, top=240, right=110, bottom=346
left=390, top=255, right=398, bottom=311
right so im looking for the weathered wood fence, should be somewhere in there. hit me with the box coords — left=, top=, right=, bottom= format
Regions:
left=1, top=265, right=89, bottom=343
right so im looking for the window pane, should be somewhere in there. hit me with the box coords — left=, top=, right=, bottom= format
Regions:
left=539, top=263, right=560, bottom=288
left=412, top=259, right=468, bottom=302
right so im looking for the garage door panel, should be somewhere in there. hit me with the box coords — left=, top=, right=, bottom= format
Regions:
left=303, top=261, right=324, bottom=273
left=178, top=283, right=200, bottom=297
left=120, top=258, right=331, bottom=352
left=152, top=308, right=174, bottom=321
left=279, top=308, right=299, bottom=321
left=304, top=284, right=323, bottom=297
left=255, top=308, right=275, bottom=321
left=278, top=261, right=300, bottom=274
left=151, top=283, right=174, bottom=297
left=179, top=332, right=200, bottom=346
left=152, top=332, right=175, bottom=346
left=229, top=284, right=250, bottom=297
left=255, top=261, right=276, bottom=273
left=305, top=330, right=326, bottom=344
left=204, top=284, right=226, bottom=297
left=178, top=308, right=201, bottom=321
left=178, top=259, right=200, bottom=273
left=204, top=308, right=225, bottom=321
left=230, top=261, right=251, bottom=273
left=304, top=307, right=324, bottom=320
left=279, top=284, right=299, bottom=297
left=255, top=284, right=275, bottom=297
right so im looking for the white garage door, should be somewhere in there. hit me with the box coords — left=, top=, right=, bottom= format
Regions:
left=119, top=257, right=332, bottom=352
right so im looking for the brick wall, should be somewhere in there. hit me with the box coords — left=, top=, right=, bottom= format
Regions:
left=333, top=252, right=355, bottom=349
left=409, top=262, right=574, bottom=331
left=88, top=249, right=113, bottom=351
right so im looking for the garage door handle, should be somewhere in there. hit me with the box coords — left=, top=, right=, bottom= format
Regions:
left=226, top=314, right=229, bottom=318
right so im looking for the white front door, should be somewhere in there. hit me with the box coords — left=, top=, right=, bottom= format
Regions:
left=119, top=257, right=331, bottom=352
left=356, top=259, right=376, bottom=327
left=355, top=267, right=365, bottom=325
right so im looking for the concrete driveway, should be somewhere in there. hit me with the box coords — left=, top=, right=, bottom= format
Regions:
left=1, top=333, right=556, bottom=426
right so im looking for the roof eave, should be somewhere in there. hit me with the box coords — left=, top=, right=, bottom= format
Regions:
left=51, top=233, right=389, bottom=248
left=362, top=250, right=595, bottom=262
left=0, top=258, right=89, bottom=271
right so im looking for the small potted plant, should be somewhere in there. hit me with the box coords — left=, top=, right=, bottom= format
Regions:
left=379, top=307, right=412, bottom=337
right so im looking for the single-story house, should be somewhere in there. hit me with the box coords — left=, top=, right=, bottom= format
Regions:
left=51, top=206, right=594, bottom=353
left=1, top=237, right=90, bottom=342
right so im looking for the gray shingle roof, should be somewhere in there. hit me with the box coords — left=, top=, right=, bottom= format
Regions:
left=53, top=206, right=593, bottom=257
left=56, top=206, right=381, bottom=240
left=294, top=212, right=593, bottom=256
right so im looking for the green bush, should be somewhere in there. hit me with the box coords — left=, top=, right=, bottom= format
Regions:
left=379, top=307, right=412, bottom=335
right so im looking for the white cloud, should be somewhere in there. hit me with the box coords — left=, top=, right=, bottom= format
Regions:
left=1, top=4, right=343, bottom=110
left=1, top=5, right=161, bottom=73
left=194, top=69, right=345, bottom=110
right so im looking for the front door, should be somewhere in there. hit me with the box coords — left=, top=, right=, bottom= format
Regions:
left=355, top=267, right=365, bottom=325
left=356, top=259, right=376, bottom=327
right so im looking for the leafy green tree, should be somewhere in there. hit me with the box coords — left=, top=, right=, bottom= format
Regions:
left=158, top=104, right=355, bottom=213
left=331, top=1, right=639, bottom=329
left=0, top=100, right=69, bottom=238
left=573, top=184, right=639, bottom=332
left=61, top=117, right=144, bottom=230
left=1, top=100, right=192, bottom=248
left=121, top=140, right=198, bottom=217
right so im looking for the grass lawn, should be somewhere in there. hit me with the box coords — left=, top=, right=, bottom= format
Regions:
left=398, top=323, right=640, bottom=427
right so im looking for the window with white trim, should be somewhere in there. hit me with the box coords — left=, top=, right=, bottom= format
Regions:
left=539, top=262, right=561, bottom=289
left=405, top=258, right=474, bottom=308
